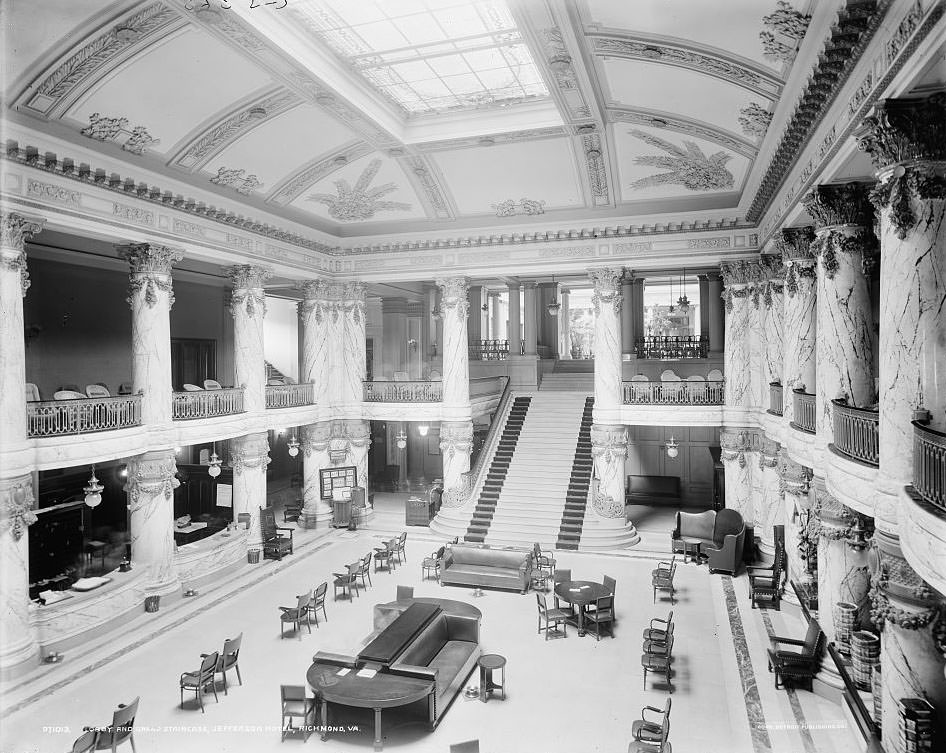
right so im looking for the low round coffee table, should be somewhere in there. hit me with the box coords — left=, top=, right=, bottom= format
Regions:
left=477, top=654, right=506, bottom=703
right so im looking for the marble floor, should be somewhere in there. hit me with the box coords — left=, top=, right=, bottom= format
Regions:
left=1, top=508, right=863, bottom=753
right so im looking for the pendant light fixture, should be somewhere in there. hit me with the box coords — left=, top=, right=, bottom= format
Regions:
left=83, top=466, right=104, bottom=507
left=677, top=268, right=691, bottom=312
left=665, top=435, right=679, bottom=459
left=287, top=434, right=300, bottom=457
left=668, top=276, right=676, bottom=315
left=207, top=443, right=222, bottom=478
left=417, top=424, right=429, bottom=437
left=547, top=275, right=561, bottom=317
left=395, top=428, right=408, bottom=449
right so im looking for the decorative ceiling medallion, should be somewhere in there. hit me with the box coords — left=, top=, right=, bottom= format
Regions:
left=738, top=103, right=773, bottom=139
left=81, top=113, right=158, bottom=155
left=209, top=167, right=263, bottom=195
left=628, top=130, right=734, bottom=191
left=306, top=159, right=411, bottom=222
left=492, top=198, right=546, bottom=217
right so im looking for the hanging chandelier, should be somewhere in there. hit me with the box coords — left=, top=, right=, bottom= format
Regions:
left=418, top=424, right=429, bottom=437
left=665, top=435, right=679, bottom=459
left=287, top=434, right=300, bottom=457
left=208, top=443, right=222, bottom=478
left=677, top=268, right=690, bottom=312
left=396, top=428, right=408, bottom=449
left=547, top=275, right=561, bottom=317
left=83, top=466, right=104, bottom=508
left=668, top=276, right=675, bottom=314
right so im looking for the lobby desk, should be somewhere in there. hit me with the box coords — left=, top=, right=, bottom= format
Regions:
left=30, top=568, right=147, bottom=654
left=174, top=528, right=248, bottom=590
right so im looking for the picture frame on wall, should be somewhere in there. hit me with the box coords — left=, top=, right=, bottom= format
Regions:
left=319, top=466, right=357, bottom=500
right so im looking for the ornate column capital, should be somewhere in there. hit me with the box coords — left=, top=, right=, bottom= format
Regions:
left=855, top=93, right=946, bottom=239
left=435, top=276, right=470, bottom=319
left=124, top=451, right=179, bottom=514
left=1, top=213, right=45, bottom=296
left=779, top=458, right=812, bottom=496
left=302, top=421, right=332, bottom=456
left=813, top=486, right=874, bottom=549
left=343, top=281, right=367, bottom=324
left=439, top=421, right=473, bottom=457
left=781, top=226, right=817, bottom=298
left=759, top=255, right=783, bottom=307
left=299, top=278, right=331, bottom=301
left=759, top=438, right=781, bottom=468
left=588, top=267, right=623, bottom=315
left=720, top=428, right=750, bottom=466
left=229, top=432, right=271, bottom=475
left=869, top=531, right=944, bottom=630
left=227, top=264, right=272, bottom=318
left=300, top=280, right=344, bottom=323
left=0, top=475, right=36, bottom=541
left=803, top=184, right=878, bottom=280
left=118, top=243, right=183, bottom=309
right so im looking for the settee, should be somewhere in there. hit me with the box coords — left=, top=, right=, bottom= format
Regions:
left=672, top=509, right=745, bottom=575
left=439, top=543, right=532, bottom=593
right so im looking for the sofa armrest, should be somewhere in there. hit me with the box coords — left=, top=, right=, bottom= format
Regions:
left=311, top=651, right=359, bottom=668
left=441, top=551, right=455, bottom=569
left=390, top=663, right=439, bottom=686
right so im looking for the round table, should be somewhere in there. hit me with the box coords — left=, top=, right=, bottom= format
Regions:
left=553, top=580, right=611, bottom=637
left=477, top=654, right=506, bottom=702
left=679, top=537, right=704, bottom=564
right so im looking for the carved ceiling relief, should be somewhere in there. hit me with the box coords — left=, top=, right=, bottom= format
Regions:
left=492, top=199, right=546, bottom=217
left=81, top=114, right=159, bottom=155
left=209, top=167, right=263, bottom=195
left=738, top=103, right=773, bottom=139
left=759, top=0, right=811, bottom=63
left=306, top=159, right=411, bottom=222
left=628, top=130, right=734, bottom=191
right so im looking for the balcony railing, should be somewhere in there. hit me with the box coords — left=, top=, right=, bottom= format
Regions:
left=265, top=383, right=315, bottom=409
left=635, top=335, right=708, bottom=360
left=831, top=399, right=879, bottom=467
left=26, top=395, right=142, bottom=438
left=468, top=340, right=509, bottom=360
left=172, top=388, right=244, bottom=420
left=913, top=421, right=946, bottom=513
left=622, top=380, right=724, bottom=405
left=768, top=382, right=784, bottom=416
left=363, top=380, right=443, bottom=402
left=791, top=389, right=816, bottom=434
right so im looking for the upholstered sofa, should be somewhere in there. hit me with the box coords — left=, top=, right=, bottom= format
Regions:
left=390, top=612, right=481, bottom=724
left=439, top=543, right=532, bottom=593
left=672, top=509, right=745, bottom=575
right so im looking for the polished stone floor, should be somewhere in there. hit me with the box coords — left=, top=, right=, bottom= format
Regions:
left=1, top=501, right=862, bottom=753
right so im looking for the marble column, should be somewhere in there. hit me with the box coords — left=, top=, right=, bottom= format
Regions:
left=506, top=282, right=521, bottom=356
left=439, top=421, right=473, bottom=507
left=813, top=478, right=872, bottom=659
left=488, top=291, right=501, bottom=340
left=0, top=213, right=44, bottom=452
left=467, top=285, right=483, bottom=345
left=382, top=297, right=409, bottom=378
left=227, top=265, right=272, bottom=414
left=426, top=286, right=439, bottom=357
left=780, top=459, right=814, bottom=604
left=721, top=262, right=754, bottom=408
left=721, top=429, right=753, bottom=520
left=301, top=421, right=333, bottom=528
left=621, top=276, right=634, bottom=356
left=119, top=244, right=183, bottom=426
left=756, top=439, right=783, bottom=555
left=629, top=274, right=645, bottom=353
left=781, top=227, right=818, bottom=423
left=761, top=256, right=784, bottom=389
left=346, top=419, right=373, bottom=524
left=589, top=268, right=623, bottom=424
left=871, top=531, right=946, bottom=751
left=591, top=424, right=631, bottom=526
left=522, top=282, right=537, bottom=356
left=0, top=475, right=38, bottom=677
left=125, top=450, right=179, bottom=593
left=559, top=287, right=571, bottom=359
left=230, top=432, right=270, bottom=547
left=697, top=274, right=711, bottom=345
left=435, top=277, right=471, bottom=417
left=299, top=280, right=334, bottom=403
left=341, top=282, right=368, bottom=406
left=803, top=183, right=878, bottom=450
left=706, top=273, right=724, bottom=354
left=856, top=94, right=946, bottom=532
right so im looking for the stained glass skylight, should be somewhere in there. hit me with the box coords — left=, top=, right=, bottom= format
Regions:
left=296, top=0, right=550, bottom=115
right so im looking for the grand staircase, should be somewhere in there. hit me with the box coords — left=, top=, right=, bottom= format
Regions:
left=557, top=396, right=594, bottom=550
left=539, top=359, right=595, bottom=392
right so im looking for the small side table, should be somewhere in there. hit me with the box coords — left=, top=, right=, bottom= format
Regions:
left=478, top=654, right=506, bottom=703
left=680, top=538, right=702, bottom=564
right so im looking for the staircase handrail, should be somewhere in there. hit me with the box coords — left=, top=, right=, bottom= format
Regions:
left=451, top=376, right=511, bottom=507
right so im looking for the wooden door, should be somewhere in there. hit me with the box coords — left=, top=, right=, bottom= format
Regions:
left=171, top=338, right=216, bottom=390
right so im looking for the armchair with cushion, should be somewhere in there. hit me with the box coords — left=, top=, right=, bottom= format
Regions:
left=259, top=507, right=293, bottom=561
left=767, top=618, right=824, bottom=690
left=671, top=510, right=716, bottom=556
left=630, top=698, right=671, bottom=753
left=704, top=509, right=746, bottom=575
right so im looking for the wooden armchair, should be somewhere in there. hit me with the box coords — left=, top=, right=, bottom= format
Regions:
left=279, top=592, right=312, bottom=639
left=333, top=564, right=359, bottom=601
left=204, top=633, right=242, bottom=694
left=84, top=696, right=139, bottom=751
left=749, top=547, right=787, bottom=610
left=180, top=654, right=219, bottom=712
left=651, top=557, right=677, bottom=604
left=260, top=507, right=293, bottom=561
left=373, top=538, right=397, bottom=572
left=641, top=634, right=674, bottom=692
left=630, top=698, right=671, bottom=753
left=642, top=611, right=674, bottom=644
left=422, top=546, right=446, bottom=580
left=532, top=542, right=556, bottom=574
left=283, top=498, right=303, bottom=523
left=767, top=618, right=824, bottom=690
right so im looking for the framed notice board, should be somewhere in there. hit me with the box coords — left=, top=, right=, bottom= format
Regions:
left=319, top=466, right=357, bottom=500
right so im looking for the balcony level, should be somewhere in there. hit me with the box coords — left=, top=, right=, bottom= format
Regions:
left=903, top=421, right=946, bottom=598
left=829, top=398, right=879, bottom=468
left=620, top=378, right=725, bottom=426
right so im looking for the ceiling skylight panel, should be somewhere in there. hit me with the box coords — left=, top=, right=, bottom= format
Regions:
left=390, top=59, right=437, bottom=82
left=426, top=54, right=472, bottom=77
left=352, top=20, right=409, bottom=51
left=393, top=13, right=447, bottom=45
left=433, top=5, right=487, bottom=37
left=462, top=47, right=508, bottom=71
left=443, top=73, right=484, bottom=95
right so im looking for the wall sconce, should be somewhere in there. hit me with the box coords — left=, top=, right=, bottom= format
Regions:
left=83, top=466, right=104, bottom=508
left=418, top=424, right=429, bottom=437
left=408, top=338, right=418, bottom=352
left=665, top=435, right=679, bottom=459
left=396, top=429, right=408, bottom=449
left=287, top=435, right=300, bottom=457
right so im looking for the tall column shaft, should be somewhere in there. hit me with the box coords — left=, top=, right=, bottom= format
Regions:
left=522, top=283, right=537, bottom=356
left=347, top=420, right=373, bottom=524
left=697, top=275, right=710, bottom=344
left=506, top=283, right=521, bottom=355
left=227, top=265, right=271, bottom=413
left=301, top=421, right=334, bottom=528
left=761, top=258, right=784, bottom=387
left=721, top=430, right=753, bottom=519
left=590, top=268, right=623, bottom=423
left=299, top=279, right=340, bottom=402
left=436, top=277, right=471, bottom=416
left=488, top=291, right=501, bottom=340
left=230, top=432, right=270, bottom=547
left=126, top=449, right=179, bottom=593
left=621, top=277, right=634, bottom=355
left=781, top=227, right=818, bottom=423
left=721, top=262, right=754, bottom=408
left=559, top=288, right=571, bottom=359
left=757, top=441, right=783, bottom=554
left=0, top=475, right=37, bottom=677
left=341, top=282, right=367, bottom=406
left=0, top=214, right=43, bottom=450
left=439, top=421, right=473, bottom=507
left=591, top=424, right=631, bottom=527
left=707, top=274, right=724, bottom=353
left=804, top=184, right=877, bottom=449
left=467, top=286, right=483, bottom=344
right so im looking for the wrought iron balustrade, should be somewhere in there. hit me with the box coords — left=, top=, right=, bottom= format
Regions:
left=172, top=388, right=244, bottom=420
left=830, top=399, right=879, bottom=466
left=768, top=382, right=784, bottom=416
left=791, top=389, right=816, bottom=434
left=913, top=421, right=946, bottom=513
left=27, top=394, right=142, bottom=438
left=622, top=380, right=724, bottom=405
left=468, top=340, right=509, bottom=360
left=363, top=380, right=443, bottom=402
left=635, top=335, right=708, bottom=360
left=265, top=382, right=315, bottom=409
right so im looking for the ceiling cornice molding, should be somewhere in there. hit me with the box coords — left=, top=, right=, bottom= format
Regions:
left=609, top=107, right=758, bottom=158
left=266, top=141, right=373, bottom=207
left=746, top=0, right=896, bottom=223
left=12, top=1, right=185, bottom=119
left=414, top=126, right=567, bottom=152
left=586, top=28, right=784, bottom=100
left=167, top=87, right=302, bottom=171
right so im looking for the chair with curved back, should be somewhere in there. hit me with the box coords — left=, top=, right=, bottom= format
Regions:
left=536, top=593, right=569, bottom=640
left=651, top=557, right=677, bottom=604
left=642, top=611, right=674, bottom=644
left=89, top=696, right=139, bottom=752
left=704, top=509, right=746, bottom=576
left=203, top=379, right=222, bottom=390
left=182, top=384, right=203, bottom=392
left=422, top=546, right=446, bottom=580
left=357, top=552, right=373, bottom=589
left=206, top=633, right=242, bottom=695
left=394, top=531, right=407, bottom=564
left=630, top=697, right=671, bottom=753
left=767, top=618, right=824, bottom=690
left=333, top=565, right=359, bottom=601
left=308, top=582, right=328, bottom=626
left=25, top=382, right=41, bottom=402
left=374, top=538, right=397, bottom=572
left=279, top=592, right=312, bottom=638
left=181, top=653, right=219, bottom=712
left=71, top=729, right=98, bottom=753
left=532, top=542, right=556, bottom=575
left=641, top=634, right=674, bottom=692
left=54, top=390, right=85, bottom=400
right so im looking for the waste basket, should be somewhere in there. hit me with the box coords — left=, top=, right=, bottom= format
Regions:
left=237, top=513, right=251, bottom=530
left=144, top=595, right=160, bottom=613
left=247, top=548, right=261, bottom=564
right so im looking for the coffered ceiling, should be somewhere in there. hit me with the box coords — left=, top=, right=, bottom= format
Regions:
left=1, top=0, right=877, bottom=250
